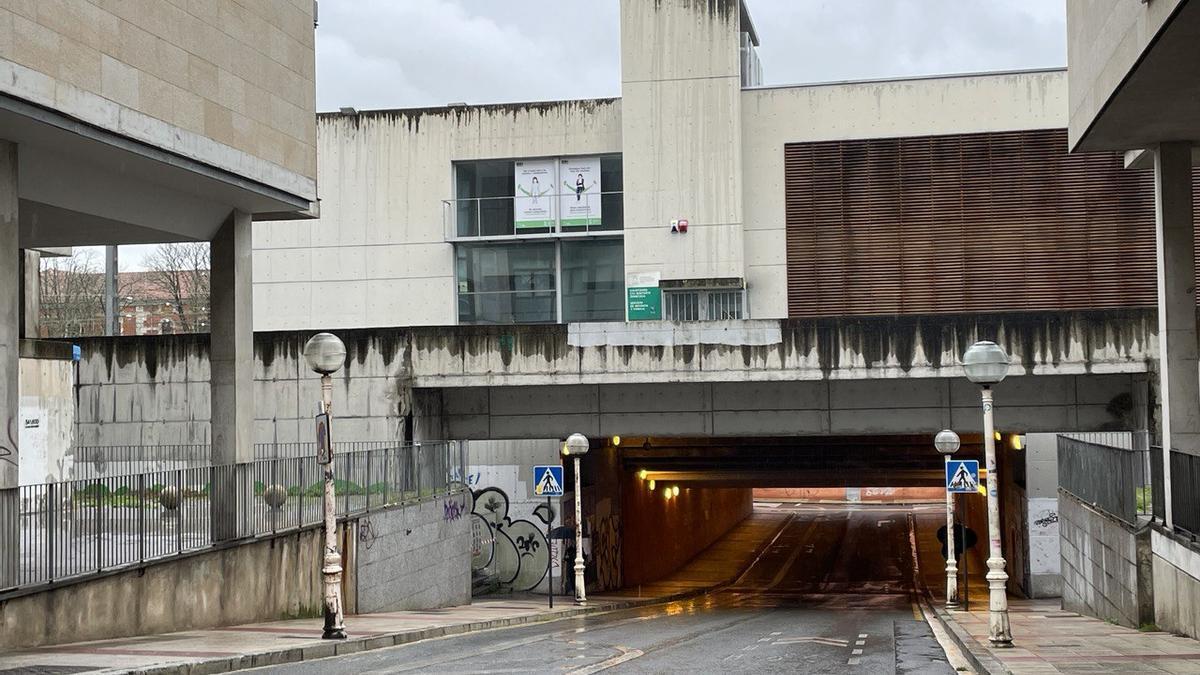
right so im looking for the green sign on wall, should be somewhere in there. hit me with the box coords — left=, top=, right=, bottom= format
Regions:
left=626, top=286, right=662, bottom=321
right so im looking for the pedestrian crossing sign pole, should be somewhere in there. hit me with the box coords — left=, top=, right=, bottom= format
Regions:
left=946, top=459, right=980, bottom=494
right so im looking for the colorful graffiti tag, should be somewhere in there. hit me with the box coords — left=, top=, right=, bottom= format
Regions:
left=470, top=487, right=553, bottom=592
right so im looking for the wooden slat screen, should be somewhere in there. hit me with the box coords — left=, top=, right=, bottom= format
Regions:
left=784, top=129, right=1195, bottom=317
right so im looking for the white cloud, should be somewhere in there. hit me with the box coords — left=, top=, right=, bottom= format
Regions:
left=314, top=0, right=1064, bottom=111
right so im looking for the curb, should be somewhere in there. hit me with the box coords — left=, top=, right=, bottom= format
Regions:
left=926, top=603, right=1011, bottom=675
left=116, top=592, right=697, bottom=675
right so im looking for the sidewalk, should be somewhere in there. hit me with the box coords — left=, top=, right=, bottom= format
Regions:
left=0, top=507, right=788, bottom=675
left=914, top=513, right=1200, bottom=673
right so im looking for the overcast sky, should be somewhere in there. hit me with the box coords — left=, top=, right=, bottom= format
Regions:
left=112, top=1, right=1066, bottom=270
left=315, top=0, right=1066, bottom=111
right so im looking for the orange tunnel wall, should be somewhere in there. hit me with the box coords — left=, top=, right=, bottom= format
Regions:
left=620, top=473, right=753, bottom=587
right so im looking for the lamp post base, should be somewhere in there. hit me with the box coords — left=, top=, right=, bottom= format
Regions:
left=986, top=559, right=1013, bottom=647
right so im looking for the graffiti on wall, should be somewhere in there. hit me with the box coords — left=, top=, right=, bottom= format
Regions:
left=470, top=487, right=553, bottom=592
left=444, top=493, right=467, bottom=522
left=592, top=514, right=621, bottom=592
left=0, top=418, right=16, bottom=467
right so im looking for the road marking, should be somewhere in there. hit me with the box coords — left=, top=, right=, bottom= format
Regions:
left=855, top=640, right=865, bottom=646
left=770, top=632, right=782, bottom=636
left=911, top=601, right=923, bottom=621
left=847, top=657, right=861, bottom=665
left=773, top=637, right=849, bottom=647
left=851, top=648, right=863, bottom=655
left=758, top=637, right=771, bottom=642
left=566, top=645, right=644, bottom=675
left=743, top=645, right=758, bottom=651
left=858, top=633, right=868, bottom=639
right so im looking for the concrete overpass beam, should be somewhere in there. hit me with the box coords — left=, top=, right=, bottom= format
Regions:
left=0, top=140, right=16, bottom=587
left=1154, top=142, right=1199, bottom=527
left=210, top=209, right=254, bottom=541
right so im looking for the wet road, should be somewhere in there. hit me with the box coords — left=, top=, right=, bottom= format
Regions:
left=249, top=504, right=955, bottom=674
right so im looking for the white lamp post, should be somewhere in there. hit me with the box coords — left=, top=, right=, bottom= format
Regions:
left=563, top=433, right=590, bottom=605
left=963, top=340, right=1012, bottom=647
left=934, top=429, right=961, bottom=609
left=304, top=332, right=347, bottom=640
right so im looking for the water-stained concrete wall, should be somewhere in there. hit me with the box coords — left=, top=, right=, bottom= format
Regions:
left=69, top=310, right=1153, bottom=446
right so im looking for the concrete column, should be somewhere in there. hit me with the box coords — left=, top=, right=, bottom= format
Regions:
left=210, top=209, right=254, bottom=540
left=1, top=140, right=18, bottom=587
left=103, top=245, right=118, bottom=336
left=20, top=250, right=40, bottom=338
left=1153, top=142, right=1198, bottom=527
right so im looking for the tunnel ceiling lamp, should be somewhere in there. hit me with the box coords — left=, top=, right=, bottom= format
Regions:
left=648, top=479, right=656, bottom=491
left=1011, top=435, right=1024, bottom=450
left=962, top=340, right=1010, bottom=386
left=672, top=485, right=680, bottom=497
left=304, top=333, right=346, bottom=375
left=611, top=435, right=621, bottom=446
left=934, top=429, right=961, bottom=456
left=637, top=469, right=648, bottom=480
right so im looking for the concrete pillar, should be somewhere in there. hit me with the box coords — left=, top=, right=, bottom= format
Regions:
left=1153, top=142, right=1198, bottom=527
left=210, top=209, right=254, bottom=540
left=103, top=245, right=118, bottom=336
left=19, top=250, right=40, bottom=339
left=1, top=140, right=18, bottom=587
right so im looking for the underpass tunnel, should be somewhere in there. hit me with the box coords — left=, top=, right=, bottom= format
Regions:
left=561, top=432, right=1036, bottom=600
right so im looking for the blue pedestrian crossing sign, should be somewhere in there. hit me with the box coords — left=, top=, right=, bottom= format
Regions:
left=533, top=465, right=565, bottom=497
left=946, top=460, right=980, bottom=493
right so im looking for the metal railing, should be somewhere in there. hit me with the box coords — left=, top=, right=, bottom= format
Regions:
left=662, top=288, right=746, bottom=321
left=443, top=192, right=624, bottom=239
left=1170, top=450, right=1200, bottom=537
left=9, top=441, right=465, bottom=593
left=1057, top=431, right=1151, bottom=525
left=1151, top=445, right=1166, bottom=522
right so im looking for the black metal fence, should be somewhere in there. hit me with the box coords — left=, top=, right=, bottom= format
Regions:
left=72, top=444, right=211, bottom=479
left=9, top=441, right=465, bottom=593
left=1151, top=445, right=1166, bottom=522
left=1057, top=432, right=1151, bottom=525
left=1170, top=450, right=1200, bottom=537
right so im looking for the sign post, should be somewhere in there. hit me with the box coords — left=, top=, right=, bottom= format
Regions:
left=533, top=465, right=565, bottom=609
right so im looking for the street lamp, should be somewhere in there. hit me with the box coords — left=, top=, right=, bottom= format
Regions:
left=934, top=429, right=961, bottom=609
left=962, top=340, right=1012, bottom=647
left=303, top=332, right=347, bottom=641
left=563, top=433, right=590, bottom=605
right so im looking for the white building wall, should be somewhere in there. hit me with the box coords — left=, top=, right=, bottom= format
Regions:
left=253, top=100, right=623, bottom=330
left=619, top=0, right=745, bottom=285
left=740, top=69, right=1069, bottom=319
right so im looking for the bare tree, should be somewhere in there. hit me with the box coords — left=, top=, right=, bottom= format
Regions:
left=142, top=242, right=210, bottom=333
left=39, top=250, right=105, bottom=337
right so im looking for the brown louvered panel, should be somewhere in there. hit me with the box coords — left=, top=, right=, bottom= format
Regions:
left=784, top=129, right=1179, bottom=318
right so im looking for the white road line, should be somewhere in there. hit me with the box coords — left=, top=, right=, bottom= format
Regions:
left=770, top=632, right=782, bottom=636
left=758, top=637, right=771, bottom=642
left=851, top=649, right=863, bottom=655
left=566, top=646, right=645, bottom=675
left=847, top=657, right=861, bottom=665
left=858, top=633, right=868, bottom=638
left=855, top=640, right=865, bottom=646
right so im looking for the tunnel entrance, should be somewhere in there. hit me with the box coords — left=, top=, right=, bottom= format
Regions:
left=555, top=433, right=1020, bottom=607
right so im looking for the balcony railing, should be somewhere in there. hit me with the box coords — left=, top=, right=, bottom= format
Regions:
left=443, top=192, right=624, bottom=239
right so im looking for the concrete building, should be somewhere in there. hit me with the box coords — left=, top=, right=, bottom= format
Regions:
left=1065, top=0, right=1200, bottom=638
left=32, top=0, right=1185, bottom=605
left=1, top=0, right=319, bottom=585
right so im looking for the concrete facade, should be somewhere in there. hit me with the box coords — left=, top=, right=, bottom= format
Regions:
left=1024, top=433, right=1064, bottom=598
left=0, top=0, right=317, bottom=199
left=17, top=355, right=74, bottom=484
left=1151, top=528, right=1200, bottom=638
left=256, top=30, right=1069, bottom=329
left=67, top=309, right=1155, bottom=449
left=354, top=496, right=471, bottom=613
left=1058, top=490, right=1153, bottom=629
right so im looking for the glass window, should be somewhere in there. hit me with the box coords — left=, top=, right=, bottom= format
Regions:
left=561, top=240, right=625, bottom=322
left=455, top=160, right=515, bottom=237
left=454, top=156, right=622, bottom=237
left=456, top=242, right=556, bottom=324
